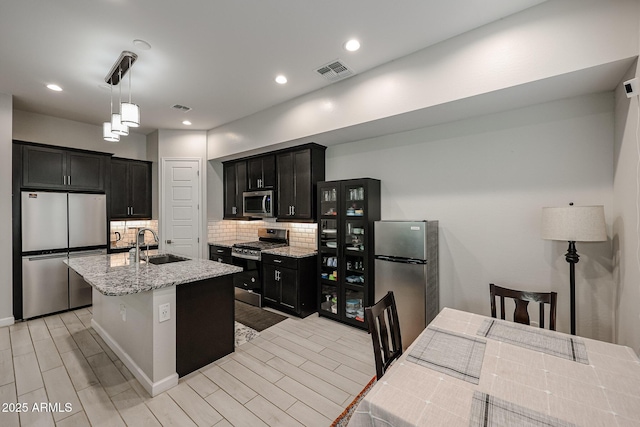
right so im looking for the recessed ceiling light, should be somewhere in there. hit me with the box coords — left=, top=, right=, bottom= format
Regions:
left=182, top=120, right=192, bottom=126
left=46, top=84, right=63, bottom=92
left=133, top=39, right=151, bottom=50
left=275, top=75, right=288, bottom=84
left=344, top=39, right=361, bottom=52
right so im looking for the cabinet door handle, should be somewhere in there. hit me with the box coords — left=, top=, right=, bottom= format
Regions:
left=274, top=259, right=282, bottom=263
left=68, top=175, right=71, bottom=185
left=131, top=207, right=134, bottom=215
left=292, top=205, right=295, bottom=215
left=217, top=249, right=224, bottom=253
left=63, top=176, right=66, bottom=185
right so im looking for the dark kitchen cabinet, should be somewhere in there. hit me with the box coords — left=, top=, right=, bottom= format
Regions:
left=22, top=144, right=108, bottom=191
left=223, top=160, right=247, bottom=218
left=262, top=253, right=317, bottom=317
left=248, top=155, right=275, bottom=190
left=209, top=244, right=233, bottom=265
left=317, top=178, right=381, bottom=329
left=110, top=158, right=152, bottom=219
left=276, top=144, right=325, bottom=221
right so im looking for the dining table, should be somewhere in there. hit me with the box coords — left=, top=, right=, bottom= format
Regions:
left=348, top=307, right=640, bottom=427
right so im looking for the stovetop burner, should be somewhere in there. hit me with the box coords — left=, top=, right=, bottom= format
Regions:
left=231, top=228, right=289, bottom=261
left=233, top=241, right=287, bottom=251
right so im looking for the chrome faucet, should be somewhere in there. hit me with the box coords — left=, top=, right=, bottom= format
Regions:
left=136, top=228, right=159, bottom=263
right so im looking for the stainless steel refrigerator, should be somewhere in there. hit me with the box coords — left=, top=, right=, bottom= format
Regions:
left=374, top=220, right=439, bottom=349
left=21, top=192, right=107, bottom=319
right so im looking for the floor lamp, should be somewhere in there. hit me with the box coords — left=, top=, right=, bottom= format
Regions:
left=541, top=204, right=607, bottom=335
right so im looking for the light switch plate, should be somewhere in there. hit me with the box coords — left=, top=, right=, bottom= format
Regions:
left=159, top=303, right=170, bottom=323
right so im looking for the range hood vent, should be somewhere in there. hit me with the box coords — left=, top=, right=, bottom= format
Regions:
left=315, top=60, right=354, bottom=82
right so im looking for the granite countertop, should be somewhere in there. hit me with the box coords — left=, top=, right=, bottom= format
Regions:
left=262, top=246, right=317, bottom=258
left=208, top=239, right=247, bottom=248
left=65, top=252, right=242, bottom=297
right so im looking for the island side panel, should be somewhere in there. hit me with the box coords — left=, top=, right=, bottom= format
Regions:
left=176, top=274, right=234, bottom=377
left=91, top=287, right=177, bottom=393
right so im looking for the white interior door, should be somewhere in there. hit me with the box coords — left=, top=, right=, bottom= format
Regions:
left=162, top=159, right=201, bottom=258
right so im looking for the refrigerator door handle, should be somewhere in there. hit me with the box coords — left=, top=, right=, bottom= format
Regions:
left=24, top=253, right=68, bottom=261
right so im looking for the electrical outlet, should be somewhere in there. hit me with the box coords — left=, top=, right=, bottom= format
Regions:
left=159, top=303, right=170, bottom=323
left=120, top=304, right=126, bottom=322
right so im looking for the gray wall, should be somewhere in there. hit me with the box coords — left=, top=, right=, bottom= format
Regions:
left=326, top=93, right=615, bottom=341
left=613, top=59, right=640, bottom=354
left=13, top=110, right=148, bottom=160
left=0, top=93, right=13, bottom=325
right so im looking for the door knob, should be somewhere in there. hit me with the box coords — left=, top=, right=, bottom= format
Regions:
left=166, top=240, right=172, bottom=244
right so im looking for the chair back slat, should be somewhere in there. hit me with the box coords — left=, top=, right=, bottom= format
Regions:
left=489, top=283, right=557, bottom=330
left=365, top=291, right=403, bottom=380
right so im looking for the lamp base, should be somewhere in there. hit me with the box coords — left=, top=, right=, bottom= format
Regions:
left=565, top=241, right=578, bottom=336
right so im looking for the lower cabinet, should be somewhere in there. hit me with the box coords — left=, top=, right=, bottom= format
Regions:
left=262, top=253, right=317, bottom=317
left=176, top=274, right=234, bottom=377
left=209, top=244, right=233, bottom=265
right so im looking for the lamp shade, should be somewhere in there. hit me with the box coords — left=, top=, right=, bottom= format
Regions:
left=121, top=102, right=140, bottom=127
left=111, top=113, right=129, bottom=136
left=541, top=205, right=607, bottom=242
left=103, top=122, right=119, bottom=142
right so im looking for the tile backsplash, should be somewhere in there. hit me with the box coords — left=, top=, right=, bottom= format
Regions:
left=208, top=220, right=317, bottom=249
left=110, top=220, right=159, bottom=247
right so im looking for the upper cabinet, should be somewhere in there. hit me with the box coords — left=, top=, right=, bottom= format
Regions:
left=22, top=144, right=108, bottom=192
left=221, top=143, right=325, bottom=221
left=276, top=144, right=326, bottom=221
left=247, top=155, right=276, bottom=190
left=223, top=160, right=247, bottom=219
left=110, top=158, right=152, bottom=220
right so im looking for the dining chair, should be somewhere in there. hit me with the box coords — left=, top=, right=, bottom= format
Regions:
left=365, top=291, right=403, bottom=380
left=489, top=283, right=557, bottom=330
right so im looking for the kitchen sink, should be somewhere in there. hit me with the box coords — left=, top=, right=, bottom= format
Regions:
left=146, top=254, right=189, bottom=265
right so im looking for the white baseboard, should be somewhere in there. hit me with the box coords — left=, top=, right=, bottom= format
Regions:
left=0, top=317, right=15, bottom=327
left=91, top=319, right=178, bottom=397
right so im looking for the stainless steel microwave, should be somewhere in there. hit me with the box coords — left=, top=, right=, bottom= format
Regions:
left=243, top=190, right=275, bottom=218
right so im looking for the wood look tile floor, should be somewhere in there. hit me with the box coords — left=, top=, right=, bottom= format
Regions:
left=0, top=307, right=375, bottom=426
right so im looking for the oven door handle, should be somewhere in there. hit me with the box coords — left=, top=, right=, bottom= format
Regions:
left=232, top=252, right=260, bottom=261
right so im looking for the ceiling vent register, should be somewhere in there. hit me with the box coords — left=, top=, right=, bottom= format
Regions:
left=316, top=59, right=354, bottom=82
left=172, top=104, right=192, bottom=112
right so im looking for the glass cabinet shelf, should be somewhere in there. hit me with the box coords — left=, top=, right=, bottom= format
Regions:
left=317, top=179, right=380, bottom=329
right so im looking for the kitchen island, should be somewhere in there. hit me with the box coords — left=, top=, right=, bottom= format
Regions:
left=65, top=252, right=242, bottom=396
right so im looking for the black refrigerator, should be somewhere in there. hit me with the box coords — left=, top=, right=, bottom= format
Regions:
left=21, top=191, right=107, bottom=319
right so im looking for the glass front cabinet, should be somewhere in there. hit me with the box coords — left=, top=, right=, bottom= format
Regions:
left=317, top=178, right=381, bottom=329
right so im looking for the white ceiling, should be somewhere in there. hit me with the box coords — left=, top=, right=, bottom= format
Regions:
left=1, top=0, right=548, bottom=136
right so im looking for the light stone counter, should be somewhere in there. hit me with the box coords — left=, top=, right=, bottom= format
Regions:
left=65, top=252, right=242, bottom=296
left=262, top=246, right=317, bottom=258
left=208, top=239, right=248, bottom=248
left=64, top=251, right=240, bottom=397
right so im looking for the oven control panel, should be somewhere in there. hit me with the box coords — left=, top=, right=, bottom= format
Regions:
left=232, top=247, right=261, bottom=260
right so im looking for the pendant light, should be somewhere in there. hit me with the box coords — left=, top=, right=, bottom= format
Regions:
left=121, top=55, right=140, bottom=127
left=103, top=83, right=120, bottom=142
left=111, top=70, right=129, bottom=136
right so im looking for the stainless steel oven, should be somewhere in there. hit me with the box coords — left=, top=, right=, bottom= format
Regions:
left=231, top=228, right=288, bottom=307
left=243, top=190, right=274, bottom=218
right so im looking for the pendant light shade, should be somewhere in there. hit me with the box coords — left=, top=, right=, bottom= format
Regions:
left=111, top=113, right=129, bottom=135
left=103, top=51, right=140, bottom=139
left=103, top=122, right=119, bottom=142
left=121, top=102, right=140, bottom=127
